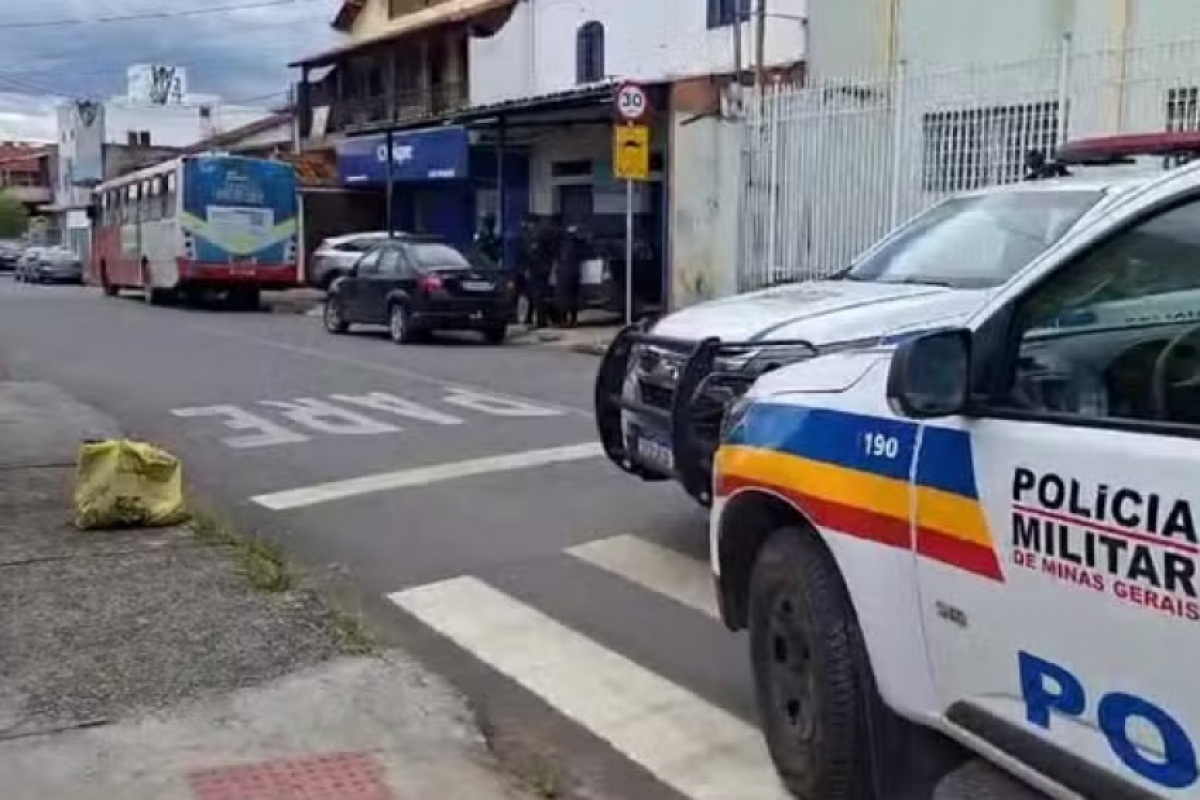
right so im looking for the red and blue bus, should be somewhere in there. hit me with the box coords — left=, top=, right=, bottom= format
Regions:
left=89, top=153, right=299, bottom=307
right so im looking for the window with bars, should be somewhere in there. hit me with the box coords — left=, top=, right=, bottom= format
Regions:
left=707, top=0, right=750, bottom=28
left=576, top=21, right=605, bottom=85
left=922, top=101, right=1061, bottom=193
left=1165, top=87, right=1200, bottom=168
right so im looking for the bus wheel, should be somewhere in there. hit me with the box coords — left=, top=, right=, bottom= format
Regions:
left=227, top=287, right=261, bottom=311
left=100, top=265, right=118, bottom=297
left=748, top=527, right=908, bottom=800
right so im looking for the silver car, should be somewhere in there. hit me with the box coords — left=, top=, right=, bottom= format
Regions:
left=308, top=231, right=401, bottom=290
left=32, top=248, right=84, bottom=284
left=14, top=247, right=47, bottom=282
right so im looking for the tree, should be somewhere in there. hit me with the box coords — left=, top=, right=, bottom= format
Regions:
left=0, top=191, right=28, bottom=239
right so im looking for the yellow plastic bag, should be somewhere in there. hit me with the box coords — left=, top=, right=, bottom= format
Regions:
left=74, top=439, right=190, bottom=530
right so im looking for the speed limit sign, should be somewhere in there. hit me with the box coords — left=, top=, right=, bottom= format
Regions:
left=614, top=82, right=648, bottom=122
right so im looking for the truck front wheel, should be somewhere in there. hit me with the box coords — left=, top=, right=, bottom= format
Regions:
left=748, top=527, right=906, bottom=800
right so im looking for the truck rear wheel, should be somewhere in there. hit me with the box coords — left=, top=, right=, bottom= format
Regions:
left=748, top=527, right=907, bottom=800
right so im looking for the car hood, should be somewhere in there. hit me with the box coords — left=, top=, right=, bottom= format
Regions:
left=650, top=280, right=995, bottom=345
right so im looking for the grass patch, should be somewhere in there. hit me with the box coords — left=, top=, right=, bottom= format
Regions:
left=187, top=507, right=294, bottom=593
left=326, top=608, right=376, bottom=656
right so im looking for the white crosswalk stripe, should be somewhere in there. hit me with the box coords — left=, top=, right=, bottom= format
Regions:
left=388, top=572, right=789, bottom=800
left=565, top=534, right=719, bottom=619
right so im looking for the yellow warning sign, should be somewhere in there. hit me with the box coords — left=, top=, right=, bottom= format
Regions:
left=613, top=124, right=650, bottom=181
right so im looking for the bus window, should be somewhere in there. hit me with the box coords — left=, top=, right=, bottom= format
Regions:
left=165, top=172, right=176, bottom=217
left=149, top=178, right=161, bottom=220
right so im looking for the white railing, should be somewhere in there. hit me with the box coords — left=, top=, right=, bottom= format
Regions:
left=734, top=32, right=1200, bottom=292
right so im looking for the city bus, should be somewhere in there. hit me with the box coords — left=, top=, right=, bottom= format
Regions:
left=89, top=153, right=300, bottom=308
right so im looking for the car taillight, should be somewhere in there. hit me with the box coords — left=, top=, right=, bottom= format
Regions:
left=418, top=275, right=443, bottom=291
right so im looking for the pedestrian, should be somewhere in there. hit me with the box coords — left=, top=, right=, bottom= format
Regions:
left=555, top=224, right=587, bottom=328
left=514, top=214, right=536, bottom=326
left=537, top=215, right=566, bottom=327
left=472, top=212, right=503, bottom=265
left=523, top=215, right=552, bottom=329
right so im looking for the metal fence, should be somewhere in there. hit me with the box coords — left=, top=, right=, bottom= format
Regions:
left=734, top=32, right=1200, bottom=292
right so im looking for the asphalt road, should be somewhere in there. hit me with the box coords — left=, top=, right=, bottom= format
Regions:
left=0, top=278, right=786, bottom=800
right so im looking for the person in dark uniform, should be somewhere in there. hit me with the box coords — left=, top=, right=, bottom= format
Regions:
left=524, top=215, right=553, bottom=329
left=514, top=214, right=537, bottom=326
left=555, top=224, right=588, bottom=328
left=472, top=212, right=503, bottom=265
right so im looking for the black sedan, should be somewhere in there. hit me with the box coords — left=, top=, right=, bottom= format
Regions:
left=323, top=236, right=512, bottom=344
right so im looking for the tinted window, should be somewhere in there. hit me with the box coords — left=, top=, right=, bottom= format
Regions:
left=378, top=248, right=404, bottom=274
left=407, top=243, right=479, bottom=270
left=356, top=249, right=382, bottom=273
left=844, top=190, right=1103, bottom=289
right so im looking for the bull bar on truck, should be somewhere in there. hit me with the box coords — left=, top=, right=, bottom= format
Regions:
left=594, top=321, right=818, bottom=506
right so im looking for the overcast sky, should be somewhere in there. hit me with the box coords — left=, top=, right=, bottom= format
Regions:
left=0, top=0, right=338, bottom=141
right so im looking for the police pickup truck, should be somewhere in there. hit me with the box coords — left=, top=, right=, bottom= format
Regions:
left=707, top=130, right=1200, bottom=800
left=594, top=137, right=1179, bottom=507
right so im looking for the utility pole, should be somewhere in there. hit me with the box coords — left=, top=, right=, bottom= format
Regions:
left=754, top=0, right=767, bottom=88
left=731, top=0, right=744, bottom=114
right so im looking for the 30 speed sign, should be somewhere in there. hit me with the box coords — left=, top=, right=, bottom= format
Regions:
left=614, top=82, right=648, bottom=122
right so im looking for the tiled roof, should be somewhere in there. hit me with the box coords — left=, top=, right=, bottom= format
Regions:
left=184, top=111, right=291, bottom=154
left=0, top=142, right=51, bottom=170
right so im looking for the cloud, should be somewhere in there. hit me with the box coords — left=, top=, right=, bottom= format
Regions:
left=0, top=0, right=338, bottom=141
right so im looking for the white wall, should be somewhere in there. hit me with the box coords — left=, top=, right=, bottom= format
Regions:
left=808, top=0, right=1200, bottom=81
left=526, top=122, right=667, bottom=214
left=470, top=0, right=806, bottom=105
left=102, top=99, right=272, bottom=148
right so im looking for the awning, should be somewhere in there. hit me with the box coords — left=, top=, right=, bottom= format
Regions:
left=289, top=0, right=515, bottom=68
left=450, top=81, right=619, bottom=123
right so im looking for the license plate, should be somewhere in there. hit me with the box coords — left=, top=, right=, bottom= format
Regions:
left=461, top=280, right=494, bottom=291
left=632, top=429, right=674, bottom=472
left=231, top=268, right=255, bottom=276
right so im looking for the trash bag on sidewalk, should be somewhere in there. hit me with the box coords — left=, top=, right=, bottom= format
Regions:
left=74, top=439, right=189, bottom=530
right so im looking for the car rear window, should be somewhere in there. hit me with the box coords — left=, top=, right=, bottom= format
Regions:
left=409, top=243, right=480, bottom=270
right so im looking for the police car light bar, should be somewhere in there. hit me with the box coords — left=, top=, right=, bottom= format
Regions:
left=1055, top=131, right=1200, bottom=165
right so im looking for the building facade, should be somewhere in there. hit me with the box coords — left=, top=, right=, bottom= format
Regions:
left=0, top=142, right=54, bottom=217
left=469, top=0, right=806, bottom=106
left=292, top=0, right=808, bottom=311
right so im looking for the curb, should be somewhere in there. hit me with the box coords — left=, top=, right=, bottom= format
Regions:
left=566, top=342, right=609, bottom=356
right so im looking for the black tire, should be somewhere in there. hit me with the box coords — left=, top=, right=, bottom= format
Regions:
left=320, top=270, right=343, bottom=292
left=227, top=287, right=261, bottom=311
left=748, top=527, right=908, bottom=800
left=482, top=324, right=507, bottom=345
left=388, top=302, right=418, bottom=344
left=323, top=297, right=349, bottom=334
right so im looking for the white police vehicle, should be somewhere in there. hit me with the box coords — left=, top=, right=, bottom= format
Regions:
left=708, top=131, right=1200, bottom=799
left=594, top=136, right=1180, bottom=507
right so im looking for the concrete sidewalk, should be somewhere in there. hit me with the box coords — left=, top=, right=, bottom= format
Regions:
left=0, top=382, right=531, bottom=800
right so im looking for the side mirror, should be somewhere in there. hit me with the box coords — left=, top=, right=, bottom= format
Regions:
left=886, top=328, right=971, bottom=419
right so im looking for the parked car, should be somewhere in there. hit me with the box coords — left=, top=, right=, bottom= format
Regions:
left=323, top=235, right=511, bottom=344
left=0, top=240, right=23, bottom=272
left=30, top=247, right=84, bottom=284
left=14, top=247, right=47, bottom=281
left=308, top=231, right=401, bottom=290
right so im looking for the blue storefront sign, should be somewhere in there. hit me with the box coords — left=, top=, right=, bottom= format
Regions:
left=337, top=125, right=470, bottom=184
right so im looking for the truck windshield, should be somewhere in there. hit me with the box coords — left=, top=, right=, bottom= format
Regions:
left=842, top=190, right=1104, bottom=289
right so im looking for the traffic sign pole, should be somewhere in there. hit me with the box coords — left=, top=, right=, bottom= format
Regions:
left=625, top=162, right=634, bottom=326
left=613, top=82, right=648, bottom=325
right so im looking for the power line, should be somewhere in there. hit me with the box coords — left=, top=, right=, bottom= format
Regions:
left=0, top=0, right=329, bottom=30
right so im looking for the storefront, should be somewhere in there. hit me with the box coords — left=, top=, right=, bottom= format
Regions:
left=336, top=125, right=529, bottom=252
